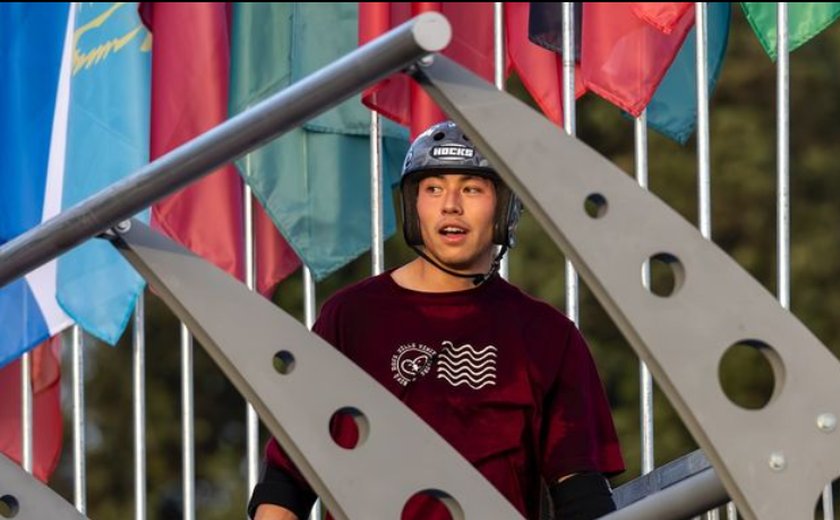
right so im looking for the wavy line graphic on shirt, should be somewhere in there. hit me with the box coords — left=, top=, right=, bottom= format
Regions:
left=437, top=365, right=497, bottom=384
left=437, top=376, right=497, bottom=390
left=436, top=341, right=497, bottom=390
left=437, top=358, right=496, bottom=376
left=440, top=349, right=498, bottom=364
left=445, top=343, right=498, bottom=357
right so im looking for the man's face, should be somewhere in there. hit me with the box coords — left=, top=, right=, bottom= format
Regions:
left=416, top=173, right=497, bottom=273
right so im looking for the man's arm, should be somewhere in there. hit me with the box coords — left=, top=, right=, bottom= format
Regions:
left=254, top=504, right=299, bottom=520
left=550, top=472, right=616, bottom=520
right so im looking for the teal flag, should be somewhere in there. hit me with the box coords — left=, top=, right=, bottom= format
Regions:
left=644, top=3, right=731, bottom=144
left=742, top=3, right=840, bottom=60
left=230, top=3, right=409, bottom=281
left=58, top=3, right=151, bottom=344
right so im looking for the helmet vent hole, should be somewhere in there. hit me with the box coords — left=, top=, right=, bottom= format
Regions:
left=433, top=132, right=446, bottom=141
left=462, top=134, right=470, bottom=141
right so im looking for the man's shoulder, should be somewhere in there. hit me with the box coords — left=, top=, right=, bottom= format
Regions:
left=497, top=279, right=576, bottom=332
left=321, top=272, right=393, bottom=309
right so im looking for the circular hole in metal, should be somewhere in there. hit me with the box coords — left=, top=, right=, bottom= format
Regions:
left=0, top=495, right=20, bottom=518
left=329, top=407, right=369, bottom=450
left=272, top=351, right=295, bottom=375
left=718, top=340, right=783, bottom=410
left=433, top=132, right=446, bottom=141
left=584, top=193, right=608, bottom=219
left=813, top=478, right=838, bottom=520
left=645, top=253, right=685, bottom=297
left=402, top=489, right=464, bottom=520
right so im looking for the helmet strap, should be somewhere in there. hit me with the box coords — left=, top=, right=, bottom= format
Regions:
left=411, top=244, right=508, bottom=286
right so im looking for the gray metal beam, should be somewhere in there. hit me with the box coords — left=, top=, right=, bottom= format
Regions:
left=109, top=220, right=526, bottom=520
left=0, top=454, right=89, bottom=520
left=0, top=12, right=451, bottom=290
left=410, top=55, right=840, bottom=520
left=604, top=467, right=729, bottom=520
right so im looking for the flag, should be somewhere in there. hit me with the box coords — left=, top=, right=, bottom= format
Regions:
left=58, top=3, right=152, bottom=344
left=0, top=2, right=73, bottom=367
left=360, top=2, right=495, bottom=137
left=741, top=3, right=840, bottom=60
left=632, top=3, right=694, bottom=34
left=514, top=2, right=585, bottom=126
left=230, top=3, right=408, bottom=281
left=0, top=337, right=63, bottom=482
left=140, top=3, right=299, bottom=294
left=643, top=2, right=732, bottom=144
left=0, top=2, right=72, bottom=482
left=581, top=3, right=695, bottom=117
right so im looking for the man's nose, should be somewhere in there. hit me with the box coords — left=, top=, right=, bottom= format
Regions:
left=442, top=190, right=463, bottom=214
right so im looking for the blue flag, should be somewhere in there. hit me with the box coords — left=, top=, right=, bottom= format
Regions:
left=644, top=3, right=731, bottom=144
left=57, top=3, right=151, bottom=344
left=0, top=3, right=73, bottom=367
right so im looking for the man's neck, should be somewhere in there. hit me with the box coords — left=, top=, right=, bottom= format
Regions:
left=391, top=257, right=492, bottom=293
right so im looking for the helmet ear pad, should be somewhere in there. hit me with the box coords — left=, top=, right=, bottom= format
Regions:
left=400, top=174, right=522, bottom=249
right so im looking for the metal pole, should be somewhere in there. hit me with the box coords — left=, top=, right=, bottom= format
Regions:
left=181, top=324, right=195, bottom=520
left=133, top=295, right=147, bottom=520
left=304, top=266, right=318, bottom=520
left=72, top=325, right=86, bottom=514
left=635, top=111, right=654, bottom=477
left=0, top=13, right=453, bottom=290
left=696, top=6, right=717, bottom=519
left=601, top=468, right=729, bottom=520
left=244, top=168, right=260, bottom=506
left=370, top=112, right=385, bottom=276
left=494, top=2, right=510, bottom=280
left=21, top=352, right=33, bottom=474
left=561, top=2, right=578, bottom=325
left=777, top=2, right=790, bottom=311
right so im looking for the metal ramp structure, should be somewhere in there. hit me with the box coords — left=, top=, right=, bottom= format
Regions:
left=1, top=13, right=839, bottom=520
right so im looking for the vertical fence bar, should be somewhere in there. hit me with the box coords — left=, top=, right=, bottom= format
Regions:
left=371, top=112, right=385, bottom=276
left=635, top=111, right=654, bottom=476
left=72, top=325, right=86, bottom=513
left=494, top=2, right=510, bottom=280
left=21, top=352, right=33, bottom=474
left=696, top=4, right=718, bottom=519
left=304, top=266, right=320, bottom=520
left=561, top=2, right=579, bottom=325
left=777, top=2, right=790, bottom=311
left=244, top=172, right=261, bottom=509
left=181, top=324, right=195, bottom=520
left=134, top=296, right=147, bottom=520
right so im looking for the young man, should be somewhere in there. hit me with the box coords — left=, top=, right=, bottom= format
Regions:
left=249, top=121, right=624, bottom=520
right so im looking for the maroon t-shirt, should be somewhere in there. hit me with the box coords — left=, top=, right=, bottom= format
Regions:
left=265, top=271, right=624, bottom=519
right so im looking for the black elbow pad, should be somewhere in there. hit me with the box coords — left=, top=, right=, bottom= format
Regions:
left=550, top=472, right=616, bottom=520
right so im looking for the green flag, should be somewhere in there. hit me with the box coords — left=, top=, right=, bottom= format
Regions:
left=230, top=3, right=409, bottom=281
left=742, top=3, right=840, bottom=60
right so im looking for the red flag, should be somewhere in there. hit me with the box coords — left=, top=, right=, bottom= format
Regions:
left=140, top=3, right=299, bottom=295
left=581, top=3, right=695, bottom=117
left=360, top=2, right=496, bottom=137
left=632, top=3, right=694, bottom=34
left=0, top=336, right=62, bottom=482
left=505, top=3, right=585, bottom=127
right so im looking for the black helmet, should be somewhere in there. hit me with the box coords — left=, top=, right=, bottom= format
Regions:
left=400, top=121, right=522, bottom=249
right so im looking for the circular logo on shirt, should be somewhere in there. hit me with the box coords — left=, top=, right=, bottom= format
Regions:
left=391, top=343, right=436, bottom=386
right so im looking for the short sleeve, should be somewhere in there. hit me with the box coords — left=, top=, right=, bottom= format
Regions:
left=541, top=326, right=625, bottom=481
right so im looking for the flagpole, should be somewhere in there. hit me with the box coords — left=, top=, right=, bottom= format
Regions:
left=133, top=295, right=147, bottom=520
left=635, top=111, right=655, bottom=478
left=72, top=325, right=86, bottom=513
left=303, top=266, right=319, bottom=520
left=371, top=112, right=385, bottom=276
left=181, top=324, right=195, bottom=520
left=494, top=2, right=510, bottom=280
left=561, top=2, right=579, bottom=326
left=21, top=351, right=33, bottom=474
left=694, top=4, right=719, bottom=519
left=244, top=162, right=261, bottom=511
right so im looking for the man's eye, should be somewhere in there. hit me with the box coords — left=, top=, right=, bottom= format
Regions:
left=464, top=186, right=483, bottom=194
